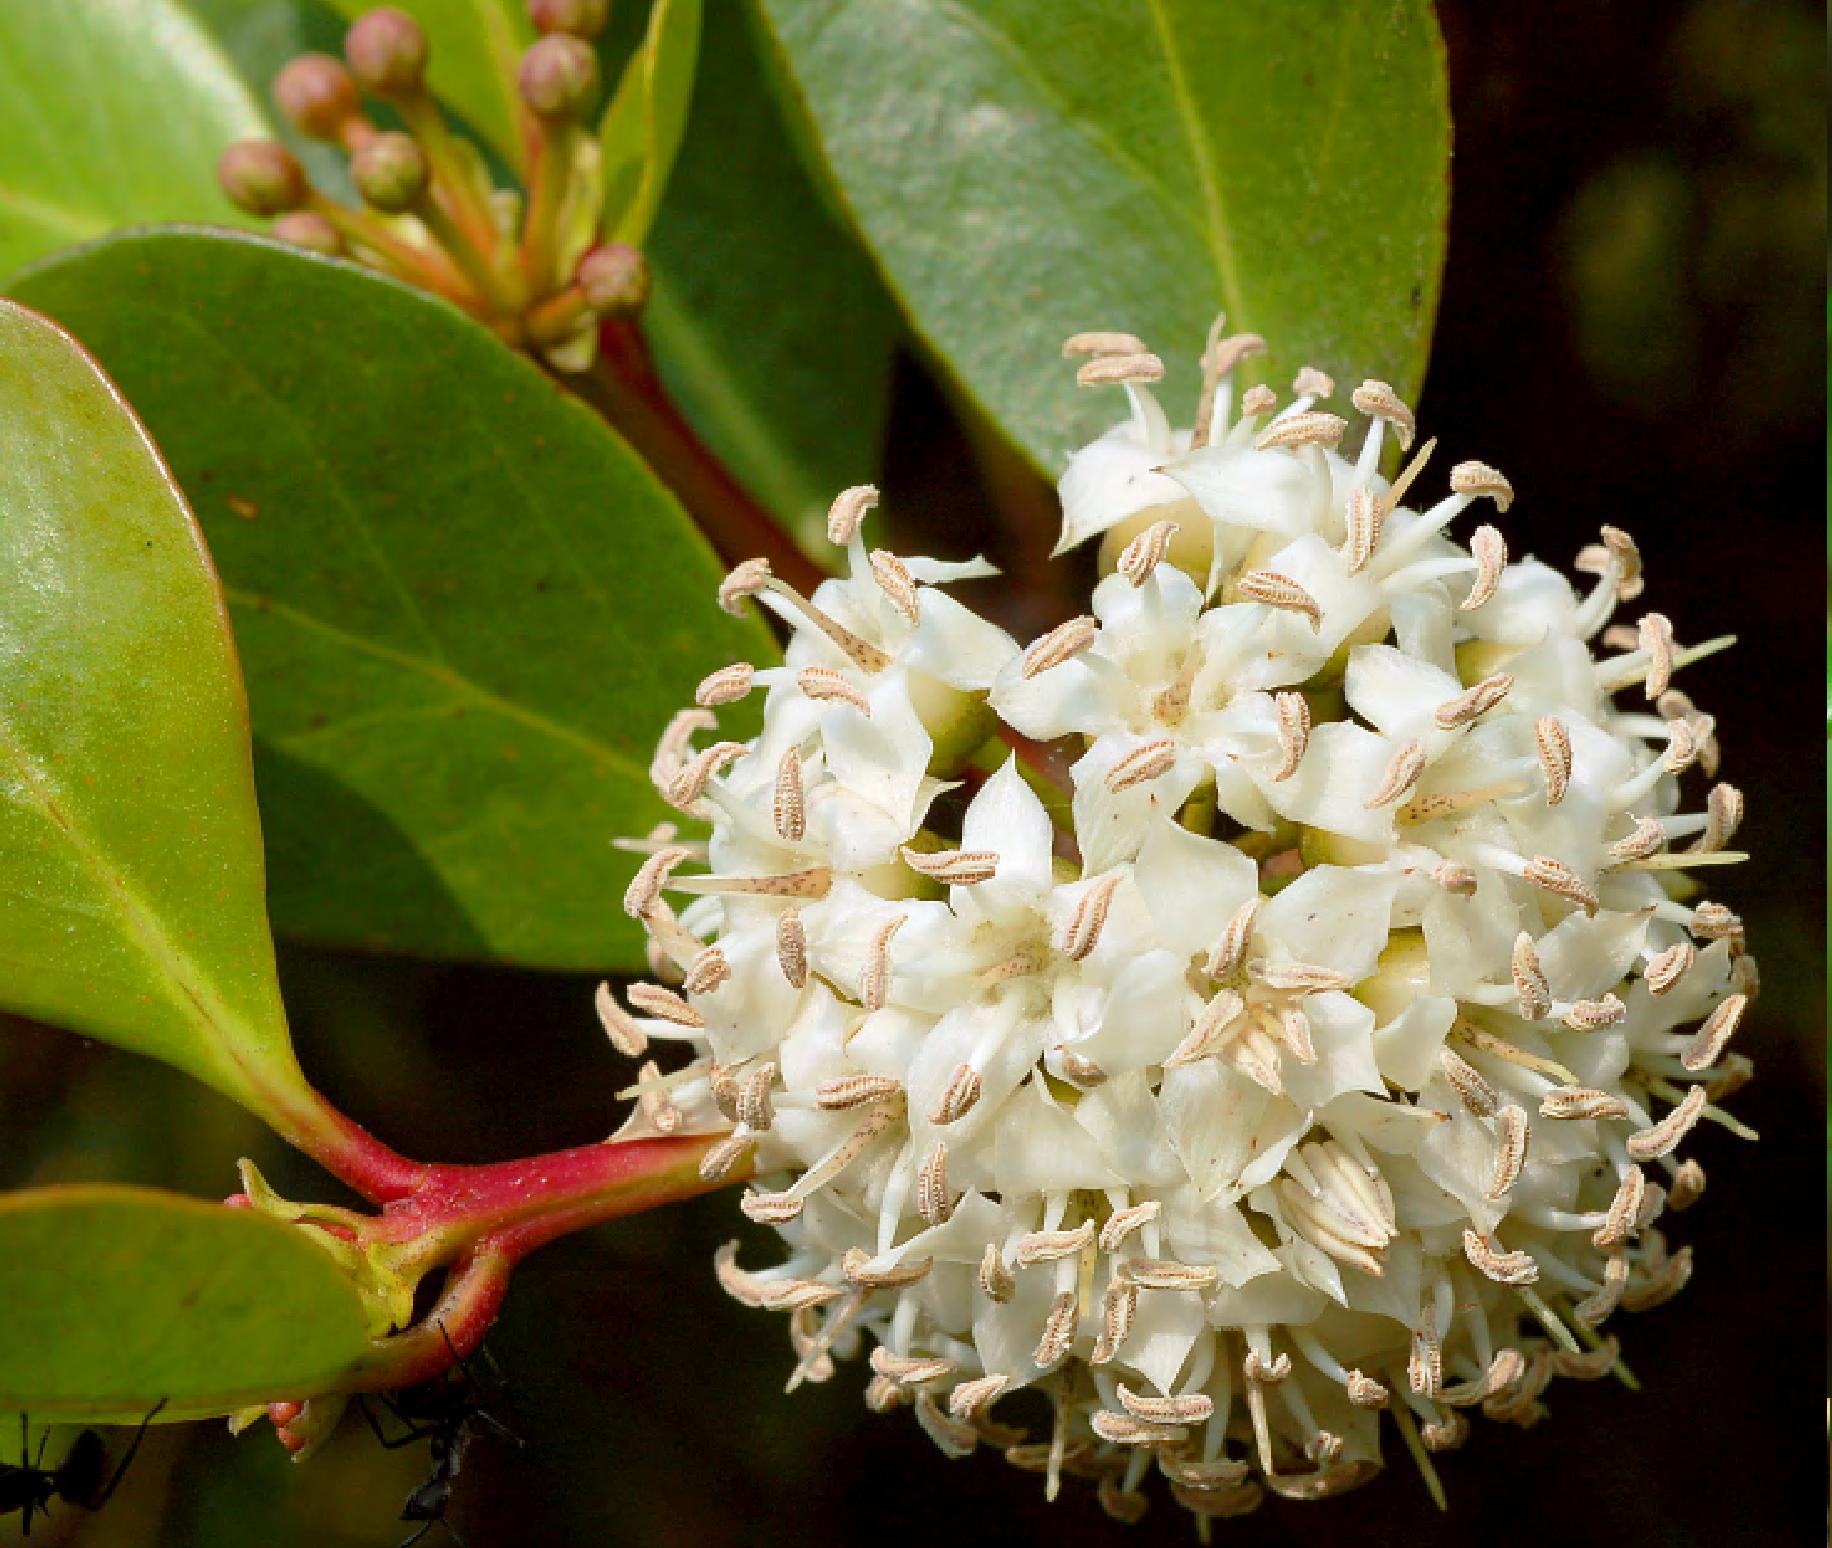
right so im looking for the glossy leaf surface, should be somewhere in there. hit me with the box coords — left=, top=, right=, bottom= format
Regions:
left=756, top=0, right=1451, bottom=472
left=13, top=234, right=773, bottom=969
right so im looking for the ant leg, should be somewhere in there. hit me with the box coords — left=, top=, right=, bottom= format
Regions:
left=88, top=1398, right=168, bottom=1509
left=358, top=1396, right=436, bottom=1451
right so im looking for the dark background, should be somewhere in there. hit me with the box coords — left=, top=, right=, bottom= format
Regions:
left=2, top=0, right=1824, bottom=1544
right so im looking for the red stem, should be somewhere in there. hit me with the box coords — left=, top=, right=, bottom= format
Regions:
left=574, top=319, right=828, bottom=595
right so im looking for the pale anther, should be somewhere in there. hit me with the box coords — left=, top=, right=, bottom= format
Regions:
left=1273, top=691, right=1310, bottom=781
left=1364, top=738, right=1427, bottom=809
left=1434, top=673, right=1512, bottom=729
left=797, top=667, right=872, bottom=716
left=1461, top=1229, right=1538, bottom=1285
left=900, top=845, right=1000, bottom=885
left=1117, top=519, right=1179, bottom=586
left=1254, top=411, right=1346, bottom=453
left=693, top=661, right=756, bottom=707
left=1682, top=993, right=1746, bottom=1071
left=1626, top=1083, right=1708, bottom=1162
left=1060, top=872, right=1124, bottom=960
left=1536, top=715, right=1572, bottom=805
left=1105, top=739, right=1178, bottom=792
left=1236, top=568, right=1322, bottom=630
left=869, top=549, right=920, bottom=623
left=1448, top=460, right=1514, bottom=511
left=1076, top=352, right=1164, bottom=386
left=1350, top=379, right=1417, bottom=450
left=826, top=484, right=879, bottom=545
left=1020, top=615, right=1099, bottom=678
left=1463, top=524, right=1506, bottom=610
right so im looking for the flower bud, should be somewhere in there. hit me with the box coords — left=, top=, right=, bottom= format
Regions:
left=350, top=131, right=429, bottom=213
left=517, top=33, right=600, bottom=119
left=528, top=0, right=610, bottom=38
left=577, top=243, right=649, bottom=314
left=344, top=6, right=428, bottom=99
left=273, top=211, right=346, bottom=257
left=273, top=52, right=362, bottom=141
left=216, top=140, right=310, bottom=217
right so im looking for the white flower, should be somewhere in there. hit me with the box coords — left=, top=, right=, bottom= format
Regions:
left=606, top=333, right=1753, bottom=1524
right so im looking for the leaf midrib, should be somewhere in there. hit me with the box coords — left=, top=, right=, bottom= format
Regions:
left=224, top=585, right=650, bottom=782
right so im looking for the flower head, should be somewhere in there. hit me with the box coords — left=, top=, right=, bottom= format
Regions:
left=606, top=330, right=1752, bottom=1522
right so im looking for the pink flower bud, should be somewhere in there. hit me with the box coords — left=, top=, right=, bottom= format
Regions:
left=273, top=52, right=362, bottom=141
left=517, top=33, right=600, bottom=119
left=344, top=6, right=428, bottom=98
left=216, top=140, right=310, bottom=217
left=350, top=131, right=429, bottom=213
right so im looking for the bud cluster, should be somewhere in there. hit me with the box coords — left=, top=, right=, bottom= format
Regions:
left=218, top=3, right=646, bottom=369
left=603, top=326, right=1755, bottom=1521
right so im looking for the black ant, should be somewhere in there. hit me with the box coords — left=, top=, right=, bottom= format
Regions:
left=0, top=1399, right=167, bottom=1536
left=357, top=1327, right=520, bottom=1548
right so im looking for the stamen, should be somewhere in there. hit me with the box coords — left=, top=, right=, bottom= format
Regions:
left=1254, top=411, right=1346, bottom=452
left=1540, top=1087, right=1629, bottom=1121
left=594, top=980, right=646, bottom=1056
left=1347, top=1371, right=1390, bottom=1408
left=708, top=1063, right=740, bottom=1121
left=1031, top=1290, right=1079, bottom=1368
left=1061, top=873, right=1124, bottom=960
left=1021, top=615, right=1099, bottom=678
left=1273, top=691, right=1310, bottom=781
left=1637, top=613, right=1675, bottom=699
left=1645, top=940, right=1695, bottom=995
left=1238, top=383, right=1277, bottom=419
left=1236, top=569, right=1322, bottom=630
left=736, top=1061, right=776, bottom=1131
left=1076, top=352, right=1165, bottom=386
left=949, top=1373, right=1009, bottom=1419
left=776, top=909, right=808, bottom=987
left=1449, top=461, right=1514, bottom=511
left=1454, top=1020, right=1578, bottom=1083
left=842, top=1248, right=933, bottom=1290
left=1462, top=1229, right=1538, bottom=1285
left=1118, top=1385, right=1214, bottom=1425
left=681, top=945, right=732, bottom=996
left=1062, top=330, right=1150, bottom=358
left=1536, top=716, right=1572, bottom=805
left=915, top=1144, right=952, bottom=1226
left=1099, top=1200, right=1161, bottom=1251
left=869, top=549, right=920, bottom=624
left=860, top=914, right=907, bottom=1011
left=667, top=740, right=747, bottom=808
left=1625, top=1083, right=1707, bottom=1161
left=636, top=1059, right=679, bottom=1133
left=1668, top=1158, right=1707, bottom=1210
left=713, top=1242, right=845, bottom=1311
left=1351, top=380, right=1417, bottom=451
left=1378, top=435, right=1438, bottom=519
left=1166, top=990, right=1247, bottom=1066
left=1660, top=718, right=1699, bottom=775
left=1549, top=1336, right=1621, bottom=1381
left=1592, top=1167, right=1646, bottom=1248
left=1690, top=783, right=1744, bottom=854
left=826, top=484, right=879, bottom=546
left=1341, top=485, right=1382, bottom=573
left=671, top=867, right=833, bottom=899
left=1563, top=993, right=1627, bottom=1031
left=1206, top=897, right=1262, bottom=981
left=1442, top=1048, right=1499, bottom=1117
left=1117, top=520, right=1179, bottom=586
left=1243, top=1349, right=1291, bottom=1383
left=1462, top=524, right=1506, bottom=610
left=1421, top=1411, right=1469, bottom=1452
left=693, top=662, right=756, bottom=707
left=718, top=557, right=772, bottom=615
left=1121, top=1258, right=1217, bottom=1292
left=1292, top=366, right=1335, bottom=399
left=1441, top=1349, right=1526, bottom=1407
left=627, top=982, right=705, bottom=1028
left=1105, top=740, right=1179, bottom=792
left=1575, top=1253, right=1629, bottom=1326
left=1487, top=1105, right=1529, bottom=1198
left=931, top=1063, right=983, bottom=1124
left=773, top=749, right=806, bottom=842
left=1089, top=1409, right=1182, bottom=1446
left=1015, top=1220, right=1097, bottom=1266
left=978, top=1243, right=1015, bottom=1303
left=816, top=1074, right=902, bottom=1110
left=1621, top=1242, right=1693, bottom=1311
left=1433, top=673, right=1513, bottom=729
left=901, top=846, right=1000, bottom=885
left=871, top=1347, right=956, bottom=1386
left=797, top=667, right=873, bottom=716
left=698, top=1132, right=754, bottom=1182
left=1690, top=901, right=1744, bottom=941
left=1523, top=854, right=1600, bottom=916
left=1682, top=993, right=1746, bottom=1071
left=1364, top=739, right=1427, bottom=809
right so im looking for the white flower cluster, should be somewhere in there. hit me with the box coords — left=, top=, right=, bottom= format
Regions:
left=603, top=328, right=1754, bottom=1522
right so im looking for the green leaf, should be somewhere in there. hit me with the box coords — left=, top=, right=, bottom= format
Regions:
left=600, top=0, right=704, bottom=247
left=754, top=0, right=1451, bottom=473
left=641, top=5, right=896, bottom=547
left=0, top=297, right=316, bottom=1122
left=12, top=232, right=775, bottom=971
left=0, top=1185, right=370, bottom=1419
left=325, top=0, right=534, bottom=171
left=0, top=0, right=269, bottom=277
